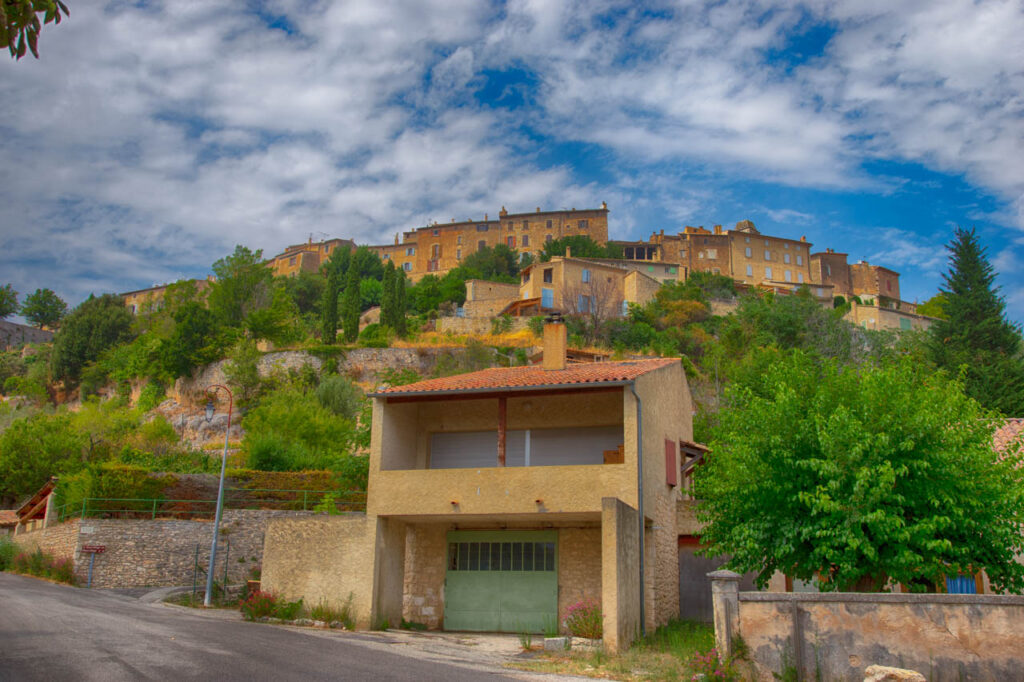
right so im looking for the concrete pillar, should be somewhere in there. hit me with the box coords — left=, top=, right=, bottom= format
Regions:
left=708, top=569, right=741, bottom=660
left=370, top=517, right=406, bottom=630
left=602, top=497, right=640, bottom=654
left=43, top=493, right=55, bottom=528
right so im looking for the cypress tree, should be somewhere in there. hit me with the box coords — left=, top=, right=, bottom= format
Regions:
left=381, top=261, right=396, bottom=329
left=929, top=227, right=1024, bottom=414
left=392, top=267, right=408, bottom=336
left=321, top=267, right=339, bottom=344
left=341, top=267, right=361, bottom=343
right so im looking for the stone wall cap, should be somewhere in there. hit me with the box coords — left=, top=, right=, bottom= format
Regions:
left=738, top=591, right=1024, bottom=606
left=707, top=569, right=742, bottom=580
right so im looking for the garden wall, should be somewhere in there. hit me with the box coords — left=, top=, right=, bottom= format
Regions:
left=710, top=574, right=1024, bottom=681
left=12, top=510, right=314, bottom=588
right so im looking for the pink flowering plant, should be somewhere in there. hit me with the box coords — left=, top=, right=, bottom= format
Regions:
left=689, top=646, right=738, bottom=681
left=563, top=599, right=602, bottom=639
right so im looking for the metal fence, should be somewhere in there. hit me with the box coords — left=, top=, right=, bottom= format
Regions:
left=52, top=488, right=367, bottom=522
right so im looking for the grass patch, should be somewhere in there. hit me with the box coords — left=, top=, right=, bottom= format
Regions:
left=310, top=594, right=355, bottom=628
left=508, top=619, right=735, bottom=682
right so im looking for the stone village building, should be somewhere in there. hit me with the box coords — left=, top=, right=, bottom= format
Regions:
left=261, top=315, right=695, bottom=652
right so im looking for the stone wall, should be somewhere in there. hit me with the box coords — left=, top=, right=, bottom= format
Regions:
left=436, top=316, right=531, bottom=336
left=0, top=320, right=53, bottom=350
left=403, top=523, right=447, bottom=629
left=261, top=514, right=377, bottom=628
left=725, top=589, right=1024, bottom=681
left=557, top=527, right=602, bottom=627
left=13, top=510, right=312, bottom=588
left=463, top=280, right=520, bottom=318
left=602, top=497, right=641, bottom=653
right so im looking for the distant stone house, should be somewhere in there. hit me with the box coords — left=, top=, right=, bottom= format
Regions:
left=261, top=316, right=695, bottom=652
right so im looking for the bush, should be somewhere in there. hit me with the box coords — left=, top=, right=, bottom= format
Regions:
left=0, top=536, right=16, bottom=570
left=309, top=593, right=354, bottom=628
left=564, top=599, right=602, bottom=639
left=240, top=590, right=278, bottom=620
left=7, top=548, right=76, bottom=585
left=315, top=375, right=364, bottom=420
left=357, top=323, right=392, bottom=348
left=689, top=647, right=738, bottom=681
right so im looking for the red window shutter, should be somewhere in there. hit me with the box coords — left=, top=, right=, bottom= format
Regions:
left=665, top=439, right=677, bottom=487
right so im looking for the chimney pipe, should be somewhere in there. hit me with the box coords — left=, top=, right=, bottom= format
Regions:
left=542, top=312, right=567, bottom=371
left=565, top=246, right=572, bottom=258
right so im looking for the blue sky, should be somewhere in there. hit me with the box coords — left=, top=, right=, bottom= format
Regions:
left=1, top=0, right=1023, bottom=322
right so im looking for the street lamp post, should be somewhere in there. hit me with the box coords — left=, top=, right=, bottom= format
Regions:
left=203, top=384, right=233, bottom=607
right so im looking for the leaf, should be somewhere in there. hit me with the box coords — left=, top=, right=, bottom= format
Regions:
left=16, top=30, right=26, bottom=59
left=27, top=27, right=37, bottom=58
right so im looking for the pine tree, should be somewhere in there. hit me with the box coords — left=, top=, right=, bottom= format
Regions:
left=321, top=267, right=339, bottom=344
left=381, top=261, right=396, bottom=329
left=341, top=267, right=360, bottom=343
left=929, top=227, right=1024, bottom=415
left=392, top=267, right=408, bottom=336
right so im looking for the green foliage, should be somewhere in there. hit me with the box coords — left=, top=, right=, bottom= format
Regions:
left=407, top=270, right=469, bottom=314
left=432, top=340, right=494, bottom=377
left=458, top=244, right=521, bottom=281
left=8, top=549, right=76, bottom=585
left=340, top=267, right=360, bottom=343
left=0, top=412, right=87, bottom=504
left=156, top=301, right=224, bottom=380
left=527, top=316, right=544, bottom=337
left=56, top=462, right=165, bottom=515
left=376, top=367, right=421, bottom=387
left=208, top=245, right=273, bottom=327
left=564, top=599, right=602, bottom=639
left=245, top=282, right=302, bottom=346
left=539, top=235, right=619, bottom=262
left=320, top=267, right=339, bottom=344
left=278, top=270, right=325, bottom=316
left=0, top=536, right=16, bottom=570
left=50, top=294, right=134, bottom=385
left=136, top=381, right=165, bottom=412
left=223, top=338, right=262, bottom=405
left=310, top=594, right=355, bottom=628
left=490, top=315, right=513, bottom=335
left=359, top=277, right=383, bottom=310
left=357, top=323, right=392, bottom=348
left=916, top=292, right=948, bottom=320
left=3, top=375, right=47, bottom=404
left=694, top=351, right=1024, bottom=593
left=928, top=227, right=1024, bottom=414
left=2, top=0, right=69, bottom=60
left=20, top=288, right=66, bottom=328
left=0, top=283, right=17, bottom=318
left=315, top=374, right=363, bottom=420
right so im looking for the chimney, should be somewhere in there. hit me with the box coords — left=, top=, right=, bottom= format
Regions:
left=714, top=224, right=722, bottom=235
left=536, top=207, right=541, bottom=213
left=394, top=234, right=399, bottom=245
left=542, top=312, right=567, bottom=371
left=565, top=246, right=572, bottom=258
left=485, top=213, right=488, bottom=221
left=499, top=206, right=508, bottom=217
left=601, top=201, right=607, bottom=210
left=800, top=236, right=807, bottom=242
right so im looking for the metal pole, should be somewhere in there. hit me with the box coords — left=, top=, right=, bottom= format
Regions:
left=204, top=385, right=233, bottom=607
left=630, top=383, right=646, bottom=638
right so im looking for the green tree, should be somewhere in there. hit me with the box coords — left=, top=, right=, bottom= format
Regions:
left=694, top=351, right=1024, bottom=593
left=380, top=262, right=396, bottom=327
left=0, top=284, right=17, bottom=319
left=0, top=413, right=85, bottom=505
left=2, top=0, right=69, bottom=60
left=278, top=270, right=325, bottom=316
left=392, top=267, right=407, bottom=335
left=20, top=288, right=66, bottom=328
left=50, top=294, right=133, bottom=385
left=539, top=235, right=621, bottom=262
left=359, top=277, right=383, bottom=309
left=340, top=267, right=360, bottom=343
left=459, top=244, right=521, bottom=281
left=156, top=301, right=222, bottom=380
left=244, top=282, right=301, bottom=345
left=928, top=227, right=1024, bottom=414
left=208, top=246, right=273, bottom=327
left=223, top=338, right=262, bottom=405
left=916, top=292, right=948, bottom=320
left=321, top=267, right=339, bottom=344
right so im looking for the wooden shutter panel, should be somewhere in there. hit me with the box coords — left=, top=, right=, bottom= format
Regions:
left=665, top=439, right=678, bottom=487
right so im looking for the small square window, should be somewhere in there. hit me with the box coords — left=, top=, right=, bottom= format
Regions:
left=543, top=268, right=553, bottom=283
left=784, top=253, right=791, bottom=264
left=764, top=250, right=771, bottom=260
left=403, top=262, right=412, bottom=272
left=522, top=235, right=529, bottom=247
left=456, top=248, right=462, bottom=260
left=578, top=219, right=588, bottom=229
left=582, top=268, right=591, bottom=283
left=433, top=229, right=439, bottom=236
left=765, top=266, right=773, bottom=278
left=546, top=219, right=552, bottom=228
left=746, top=265, right=753, bottom=277
left=545, top=234, right=552, bottom=243
left=745, top=247, right=752, bottom=258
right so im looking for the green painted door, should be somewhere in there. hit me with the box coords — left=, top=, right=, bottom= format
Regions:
left=444, top=530, right=557, bottom=633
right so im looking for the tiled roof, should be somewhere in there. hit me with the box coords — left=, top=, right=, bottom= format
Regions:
left=0, top=510, right=18, bottom=527
left=993, top=418, right=1024, bottom=453
left=372, top=358, right=678, bottom=396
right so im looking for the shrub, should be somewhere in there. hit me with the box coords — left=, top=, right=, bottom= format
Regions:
left=689, top=647, right=738, bottom=681
left=274, top=597, right=304, bottom=620
left=240, top=590, right=278, bottom=620
left=48, top=557, right=76, bottom=584
left=309, top=593, right=355, bottom=628
left=564, top=599, right=602, bottom=639
left=315, top=374, right=364, bottom=420
left=0, top=536, right=16, bottom=570
left=7, top=548, right=76, bottom=585
left=357, top=323, right=392, bottom=348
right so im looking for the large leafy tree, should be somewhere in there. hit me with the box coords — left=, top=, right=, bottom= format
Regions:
left=0, top=283, right=17, bottom=318
left=20, top=287, right=66, bottom=328
left=539, top=235, right=622, bottom=262
left=2, top=0, right=69, bottom=60
left=459, top=244, right=521, bottom=281
left=928, top=227, right=1024, bottom=414
left=207, top=246, right=273, bottom=327
left=694, top=351, right=1024, bottom=593
left=50, top=294, right=133, bottom=385
left=155, top=302, right=222, bottom=379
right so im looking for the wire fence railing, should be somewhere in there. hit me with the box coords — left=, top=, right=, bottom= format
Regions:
left=51, top=488, right=367, bottom=522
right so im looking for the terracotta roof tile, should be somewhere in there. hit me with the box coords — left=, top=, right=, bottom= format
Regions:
left=993, top=418, right=1024, bottom=453
left=372, top=358, right=678, bottom=396
left=0, top=510, right=18, bottom=527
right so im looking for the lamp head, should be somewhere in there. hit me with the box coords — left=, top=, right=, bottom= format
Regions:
left=205, top=399, right=215, bottom=423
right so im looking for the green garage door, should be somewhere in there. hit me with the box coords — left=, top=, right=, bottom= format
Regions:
left=445, top=530, right=557, bottom=633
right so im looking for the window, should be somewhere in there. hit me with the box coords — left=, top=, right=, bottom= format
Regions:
left=546, top=219, right=552, bottom=228
left=679, top=249, right=686, bottom=259
left=507, top=222, right=513, bottom=231
left=403, top=262, right=412, bottom=272
left=796, top=255, right=803, bottom=266
left=323, top=244, right=330, bottom=253
left=745, top=236, right=750, bottom=243
left=541, top=288, right=554, bottom=308
left=765, top=239, right=769, bottom=246
left=900, top=318, right=912, bottom=331
left=406, top=247, right=415, bottom=256
left=669, top=267, right=677, bottom=274
left=507, top=236, right=516, bottom=248
left=785, top=270, right=792, bottom=282
left=797, top=273, right=804, bottom=283
left=765, top=266, right=773, bottom=279
left=383, top=254, right=390, bottom=260
left=522, top=235, right=529, bottom=247
left=448, top=541, right=555, bottom=572
left=545, top=234, right=553, bottom=243
left=432, top=244, right=440, bottom=258
left=543, top=268, right=553, bottom=283
left=746, top=265, right=753, bottom=277
left=745, top=247, right=752, bottom=258
left=784, top=243, right=789, bottom=249
left=577, top=294, right=592, bottom=313
left=764, top=250, right=771, bottom=260
left=289, top=256, right=296, bottom=266
left=476, top=224, right=489, bottom=232
left=784, top=253, right=791, bottom=264
left=433, top=229, right=440, bottom=236
left=825, top=264, right=832, bottom=277
left=581, top=268, right=591, bottom=283
left=478, top=240, right=486, bottom=252
left=817, top=288, right=825, bottom=297
left=456, top=248, right=462, bottom=260
left=712, top=268, right=720, bottom=275
left=578, top=219, right=588, bottom=229
left=707, top=248, right=717, bottom=259
left=703, top=238, right=708, bottom=244
left=523, top=220, right=529, bottom=230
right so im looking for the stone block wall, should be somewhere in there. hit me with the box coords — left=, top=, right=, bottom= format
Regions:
left=13, top=519, right=81, bottom=561
left=0, top=320, right=54, bottom=349
left=436, top=316, right=531, bottom=336
left=557, top=527, right=602, bottom=628
left=403, top=523, right=447, bottom=629
left=729, top=591, right=1024, bottom=681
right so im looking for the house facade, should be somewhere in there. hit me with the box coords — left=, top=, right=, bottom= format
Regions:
left=511, top=255, right=661, bottom=319
left=261, top=317, right=693, bottom=651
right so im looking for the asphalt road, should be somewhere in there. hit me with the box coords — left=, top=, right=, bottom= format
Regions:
left=0, top=573, right=528, bottom=682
